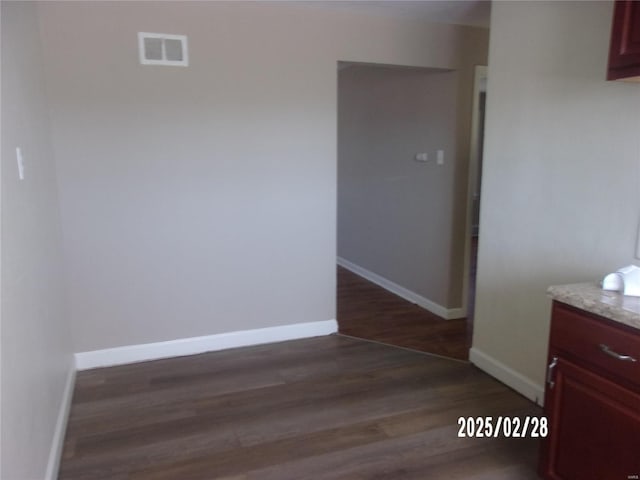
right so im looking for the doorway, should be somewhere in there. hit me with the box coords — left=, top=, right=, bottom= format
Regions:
left=335, top=61, right=472, bottom=361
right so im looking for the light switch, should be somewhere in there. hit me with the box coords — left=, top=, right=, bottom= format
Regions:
left=415, top=153, right=428, bottom=162
left=437, top=150, right=444, bottom=165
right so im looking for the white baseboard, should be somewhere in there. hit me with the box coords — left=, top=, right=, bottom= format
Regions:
left=469, top=347, right=545, bottom=407
left=75, top=319, right=338, bottom=371
left=45, top=360, right=76, bottom=480
left=337, top=257, right=466, bottom=320
left=446, top=307, right=466, bottom=319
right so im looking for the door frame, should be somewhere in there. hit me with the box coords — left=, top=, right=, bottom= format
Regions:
left=461, top=65, right=488, bottom=319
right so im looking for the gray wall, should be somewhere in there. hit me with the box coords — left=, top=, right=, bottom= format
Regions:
left=474, top=0, right=640, bottom=389
left=37, top=1, right=489, bottom=353
left=338, top=66, right=459, bottom=310
left=1, top=2, right=74, bottom=478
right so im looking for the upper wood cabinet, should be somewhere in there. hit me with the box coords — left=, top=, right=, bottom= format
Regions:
left=607, top=0, right=640, bottom=81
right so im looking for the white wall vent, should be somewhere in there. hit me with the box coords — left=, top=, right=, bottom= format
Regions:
left=138, top=32, right=188, bottom=67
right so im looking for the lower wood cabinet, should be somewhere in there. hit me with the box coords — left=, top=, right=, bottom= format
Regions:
left=539, top=301, right=640, bottom=479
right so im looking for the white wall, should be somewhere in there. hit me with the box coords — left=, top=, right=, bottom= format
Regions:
left=473, top=0, right=640, bottom=394
left=337, top=65, right=459, bottom=310
left=37, top=1, right=489, bottom=353
left=1, top=2, right=74, bottom=478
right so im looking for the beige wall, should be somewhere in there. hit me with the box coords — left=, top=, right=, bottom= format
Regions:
left=1, top=2, right=74, bottom=478
left=474, top=0, right=640, bottom=392
left=338, top=65, right=460, bottom=309
left=37, top=1, right=489, bottom=352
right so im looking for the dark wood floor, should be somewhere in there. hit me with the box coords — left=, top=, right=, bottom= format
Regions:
left=338, top=268, right=471, bottom=361
left=59, top=335, right=541, bottom=480
left=337, top=238, right=478, bottom=361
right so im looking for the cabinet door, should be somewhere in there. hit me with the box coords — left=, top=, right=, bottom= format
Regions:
left=608, top=0, right=640, bottom=80
left=542, top=358, right=640, bottom=480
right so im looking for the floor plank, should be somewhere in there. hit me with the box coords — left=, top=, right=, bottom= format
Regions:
left=337, top=266, right=470, bottom=360
left=59, top=335, right=541, bottom=480
left=337, top=238, right=478, bottom=361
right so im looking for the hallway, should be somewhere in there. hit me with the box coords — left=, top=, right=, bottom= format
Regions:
left=337, top=239, right=477, bottom=361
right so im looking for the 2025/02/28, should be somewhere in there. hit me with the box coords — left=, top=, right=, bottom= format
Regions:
left=457, top=416, right=548, bottom=438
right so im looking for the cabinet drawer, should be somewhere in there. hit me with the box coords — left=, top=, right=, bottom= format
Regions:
left=550, top=302, right=640, bottom=388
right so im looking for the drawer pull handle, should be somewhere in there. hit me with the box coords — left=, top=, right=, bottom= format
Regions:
left=599, top=344, right=637, bottom=362
left=547, top=356, right=558, bottom=388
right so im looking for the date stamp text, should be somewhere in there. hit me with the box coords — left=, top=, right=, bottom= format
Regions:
left=457, top=416, right=548, bottom=438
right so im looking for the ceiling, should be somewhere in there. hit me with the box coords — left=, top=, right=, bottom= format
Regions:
left=293, top=1, right=491, bottom=28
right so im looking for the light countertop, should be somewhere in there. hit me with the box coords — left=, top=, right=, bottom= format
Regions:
left=548, top=283, right=640, bottom=331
